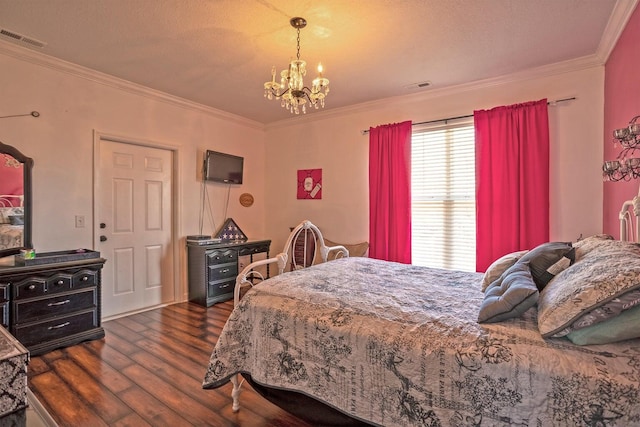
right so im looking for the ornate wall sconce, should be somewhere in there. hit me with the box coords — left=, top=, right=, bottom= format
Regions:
left=603, top=115, right=640, bottom=182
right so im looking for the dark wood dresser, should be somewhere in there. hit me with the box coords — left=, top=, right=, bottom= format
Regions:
left=0, top=256, right=106, bottom=356
left=187, top=239, right=271, bottom=306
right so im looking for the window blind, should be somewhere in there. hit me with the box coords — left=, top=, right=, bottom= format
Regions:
left=411, top=121, right=476, bottom=271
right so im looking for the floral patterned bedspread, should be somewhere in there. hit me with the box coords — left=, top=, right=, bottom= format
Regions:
left=0, top=224, right=22, bottom=250
left=203, top=257, right=640, bottom=426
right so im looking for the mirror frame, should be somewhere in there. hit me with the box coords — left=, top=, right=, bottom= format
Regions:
left=0, top=141, right=33, bottom=258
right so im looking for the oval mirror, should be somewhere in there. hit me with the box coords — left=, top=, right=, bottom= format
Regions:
left=0, top=141, right=33, bottom=258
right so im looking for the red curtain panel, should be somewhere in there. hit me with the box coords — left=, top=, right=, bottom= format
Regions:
left=368, top=121, right=412, bottom=264
left=474, top=99, right=550, bottom=272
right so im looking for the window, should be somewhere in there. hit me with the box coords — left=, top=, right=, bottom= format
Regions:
left=411, top=120, right=476, bottom=271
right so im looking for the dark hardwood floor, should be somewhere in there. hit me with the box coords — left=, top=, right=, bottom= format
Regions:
left=27, top=301, right=314, bottom=427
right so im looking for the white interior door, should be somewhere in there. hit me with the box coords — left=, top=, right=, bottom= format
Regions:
left=97, top=138, right=175, bottom=318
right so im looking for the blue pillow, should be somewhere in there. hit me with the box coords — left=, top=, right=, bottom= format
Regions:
left=478, top=261, right=539, bottom=323
left=566, top=304, right=640, bottom=345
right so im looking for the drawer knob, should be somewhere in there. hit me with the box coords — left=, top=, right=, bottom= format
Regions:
left=57, top=280, right=64, bottom=285
left=82, top=276, right=89, bottom=281
left=220, top=268, right=229, bottom=274
left=47, top=299, right=71, bottom=307
left=28, top=284, right=36, bottom=290
left=48, top=321, right=70, bottom=330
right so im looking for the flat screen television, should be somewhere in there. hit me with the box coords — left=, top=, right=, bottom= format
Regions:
left=204, top=150, right=244, bottom=184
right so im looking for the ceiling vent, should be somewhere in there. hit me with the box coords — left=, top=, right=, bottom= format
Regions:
left=404, top=81, right=432, bottom=90
left=0, top=28, right=46, bottom=48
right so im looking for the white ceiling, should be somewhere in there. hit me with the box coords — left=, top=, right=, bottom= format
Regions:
left=0, top=0, right=635, bottom=125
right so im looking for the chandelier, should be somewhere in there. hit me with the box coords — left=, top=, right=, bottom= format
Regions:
left=264, top=17, right=330, bottom=115
left=603, top=115, right=640, bottom=182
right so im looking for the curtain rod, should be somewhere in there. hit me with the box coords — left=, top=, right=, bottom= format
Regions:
left=360, top=97, right=576, bottom=135
left=0, top=111, right=40, bottom=119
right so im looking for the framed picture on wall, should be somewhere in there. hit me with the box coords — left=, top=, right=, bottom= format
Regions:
left=297, top=169, right=322, bottom=199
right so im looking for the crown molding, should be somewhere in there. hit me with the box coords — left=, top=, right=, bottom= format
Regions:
left=596, top=0, right=639, bottom=63
left=265, top=54, right=603, bottom=131
left=0, top=39, right=264, bottom=131
left=266, top=1, right=639, bottom=132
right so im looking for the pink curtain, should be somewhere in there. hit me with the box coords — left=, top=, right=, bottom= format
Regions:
left=474, top=99, right=550, bottom=272
left=369, top=121, right=412, bottom=263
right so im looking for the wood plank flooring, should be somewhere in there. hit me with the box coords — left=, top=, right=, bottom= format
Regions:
left=27, top=301, right=314, bottom=427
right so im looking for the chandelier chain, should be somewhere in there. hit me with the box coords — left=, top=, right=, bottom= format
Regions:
left=296, top=28, right=301, bottom=60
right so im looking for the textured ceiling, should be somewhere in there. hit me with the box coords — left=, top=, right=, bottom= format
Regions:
left=0, top=0, right=632, bottom=124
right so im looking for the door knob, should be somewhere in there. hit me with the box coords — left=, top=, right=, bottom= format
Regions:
left=100, top=223, right=106, bottom=229
left=100, top=236, right=107, bottom=242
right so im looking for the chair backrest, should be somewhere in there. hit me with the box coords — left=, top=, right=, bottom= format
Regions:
left=281, top=220, right=349, bottom=273
left=234, top=220, right=349, bottom=305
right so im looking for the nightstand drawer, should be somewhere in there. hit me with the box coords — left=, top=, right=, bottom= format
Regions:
left=238, top=243, right=270, bottom=256
left=13, top=288, right=97, bottom=323
left=13, top=309, right=98, bottom=347
left=208, top=280, right=234, bottom=297
left=207, top=249, right=237, bottom=264
left=208, top=263, right=237, bottom=281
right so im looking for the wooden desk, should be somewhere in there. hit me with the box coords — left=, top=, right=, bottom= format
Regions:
left=186, top=239, right=271, bottom=306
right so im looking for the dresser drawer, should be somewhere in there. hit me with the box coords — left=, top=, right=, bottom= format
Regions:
left=0, top=284, right=9, bottom=302
left=13, top=288, right=97, bottom=323
left=238, top=243, right=270, bottom=256
left=46, top=274, right=73, bottom=294
left=207, top=280, right=234, bottom=297
left=13, top=309, right=99, bottom=347
left=208, top=263, right=237, bottom=281
left=207, top=249, right=237, bottom=264
left=0, top=302, right=8, bottom=328
left=12, top=277, right=47, bottom=299
left=72, top=269, right=98, bottom=289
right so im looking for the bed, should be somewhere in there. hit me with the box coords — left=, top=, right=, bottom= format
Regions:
left=0, top=195, right=24, bottom=251
left=203, top=233, right=640, bottom=426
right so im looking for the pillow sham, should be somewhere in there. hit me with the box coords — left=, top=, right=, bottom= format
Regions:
left=0, top=207, right=23, bottom=224
left=480, top=250, right=528, bottom=292
left=573, top=234, right=614, bottom=261
left=478, top=261, right=539, bottom=323
left=538, top=239, right=640, bottom=338
left=566, top=303, right=640, bottom=346
left=551, top=288, right=640, bottom=336
left=8, top=214, right=23, bottom=225
left=517, top=242, right=575, bottom=291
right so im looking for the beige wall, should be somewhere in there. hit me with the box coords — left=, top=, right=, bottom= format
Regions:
left=265, top=66, right=605, bottom=253
left=1, top=42, right=606, bottom=294
left=0, top=48, right=266, bottom=301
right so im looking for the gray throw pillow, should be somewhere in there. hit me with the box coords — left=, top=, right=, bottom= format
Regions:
left=478, top=261, right=539, bottom=323
left=518, top=242, right=575, bottom=291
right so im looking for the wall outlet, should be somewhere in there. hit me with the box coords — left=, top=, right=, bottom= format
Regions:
left=75, top=215, right=85, bottom=228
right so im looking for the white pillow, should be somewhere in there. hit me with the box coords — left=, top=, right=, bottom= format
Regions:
left=481, top=250, right=528, bottom=292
